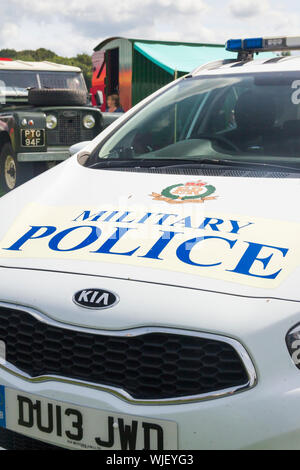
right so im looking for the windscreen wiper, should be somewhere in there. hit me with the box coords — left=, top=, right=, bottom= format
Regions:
left=88, top=156, right=300, bottom=173
left=88, top=158, right=213, bottom=169
left=159, top=158, right=300, bottom=173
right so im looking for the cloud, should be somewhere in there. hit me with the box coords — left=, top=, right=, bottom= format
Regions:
left=0, top=0, right=211, bottom=55
left=6, top=0, right=207, bottom=28
left=0, top=0, right=299, bottom=56
left=0, top=23, right=20, bottom=42
left=229, top=0, right=269, bottom=18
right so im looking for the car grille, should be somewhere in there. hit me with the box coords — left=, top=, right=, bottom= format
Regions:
left=0, top=307, right=250, bottom=401
left=0, top=427, right=63, bottom=450
left=46, top=111, right=94, bottom=146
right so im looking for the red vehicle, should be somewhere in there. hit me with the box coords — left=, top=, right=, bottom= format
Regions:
left=90, top=50, right=106, bottom=111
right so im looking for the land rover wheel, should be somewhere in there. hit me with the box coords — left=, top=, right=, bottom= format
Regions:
left=0, top=143, right=33, bottom=193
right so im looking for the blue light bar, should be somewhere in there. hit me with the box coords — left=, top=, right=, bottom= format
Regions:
left=225, top=39, right=243, bottom=51
left=243, top=37, right=263, bottom=50
left=226, top=36, right=300, bottom=54
left=226, top=37, right=263, bottom=52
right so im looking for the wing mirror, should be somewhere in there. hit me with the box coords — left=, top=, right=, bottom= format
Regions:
left=96, top=91, right=104, bottom=107
left=69, top=141, right=91, bottom=156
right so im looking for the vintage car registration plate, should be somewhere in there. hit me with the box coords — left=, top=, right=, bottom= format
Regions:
left=0, top=386, right=177, bottom=450
left=21, top=129, right=45, bottom=147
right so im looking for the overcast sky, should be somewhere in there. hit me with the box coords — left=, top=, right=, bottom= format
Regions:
left=1, top=0, right=300, bottom=56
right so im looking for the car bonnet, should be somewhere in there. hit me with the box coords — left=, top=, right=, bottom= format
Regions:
left=0, top=157, right=300, bottom=302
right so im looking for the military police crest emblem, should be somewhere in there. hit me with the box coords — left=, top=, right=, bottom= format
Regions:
left=151, top=180, right=217, bottom=204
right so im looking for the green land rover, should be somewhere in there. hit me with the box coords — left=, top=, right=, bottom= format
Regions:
left=0, top=60, right=103, bottom=193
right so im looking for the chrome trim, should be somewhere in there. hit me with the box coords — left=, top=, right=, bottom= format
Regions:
left=0, top=301, right=257, bottom=406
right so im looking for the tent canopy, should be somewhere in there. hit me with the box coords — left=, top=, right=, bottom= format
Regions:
left=134, top=41, right=274, bottom=75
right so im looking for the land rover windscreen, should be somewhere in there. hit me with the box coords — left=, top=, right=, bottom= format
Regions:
left=0, top=69, right=87, bottom=104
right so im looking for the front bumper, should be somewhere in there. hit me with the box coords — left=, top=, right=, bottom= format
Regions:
left=0, top=266, right=300, bottom=449
left=1, top=364, right=300, bottom=450
left=17, top=147, right=70, bottom=162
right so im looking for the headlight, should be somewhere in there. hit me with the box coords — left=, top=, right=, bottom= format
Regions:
left=46, top=115, right=57, bottom=129
left=83, top=114, right=95, bottom=129
left=286, top=324, right=300, bottom=369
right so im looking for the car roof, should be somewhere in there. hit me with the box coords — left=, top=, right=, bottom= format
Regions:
left=0, top=60, right=81, bottom=73
left=192, top=54, right=300, bottom=76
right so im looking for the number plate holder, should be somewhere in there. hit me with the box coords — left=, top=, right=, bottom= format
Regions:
left=21, top=129, right=45, bottom=147
left=0, top=386, right=178, bottom=450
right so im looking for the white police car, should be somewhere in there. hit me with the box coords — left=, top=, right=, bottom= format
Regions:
left=1, top=36, right=300, bottom=450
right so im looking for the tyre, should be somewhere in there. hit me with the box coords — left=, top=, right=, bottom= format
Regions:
left=0, top=143, right=34, bottom=194
left=28, top=88, right=87, bottom=106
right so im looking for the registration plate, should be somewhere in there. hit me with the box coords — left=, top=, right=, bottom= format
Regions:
left=21, top=129, right=45, bottom=147
left=0, top=386, right=177, bottom=450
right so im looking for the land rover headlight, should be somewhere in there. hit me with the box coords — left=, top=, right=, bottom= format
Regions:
left=83, top=114, right=95, bottom=129
left=46, top=114, right=57, bottom=129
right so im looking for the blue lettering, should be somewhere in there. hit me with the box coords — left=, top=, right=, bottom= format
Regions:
left=140, top=230, right=182, bottom=260
left=228, top=241, right=289, bottom=279
left=90, top=211, right=107, bottom=222
left=72, top=211, right=107, bottom=222
left=49, top=226, right=101, bottom=252
left=170, top=217, right=192, bottom=229
left=103, top=211, right=119, bottom=222
left=156, top=214, right=177, bottom=225
left=137, top=213, right=153, bottom=224
left=198, top=218, right=224, bottom=231
left=177, top=236, right=237, bottom=267
left=91, top=227, right=139, bottom=256
left=115, top=211, right=135, bottom=223
left=229, top=220, right=253, bottom=234
left=4, top=225, right=57, bottom=251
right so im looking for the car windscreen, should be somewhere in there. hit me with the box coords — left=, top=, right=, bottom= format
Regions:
left=0, top=70, right=86, bottom=103
left=86, top=71, right=300, bottom=170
